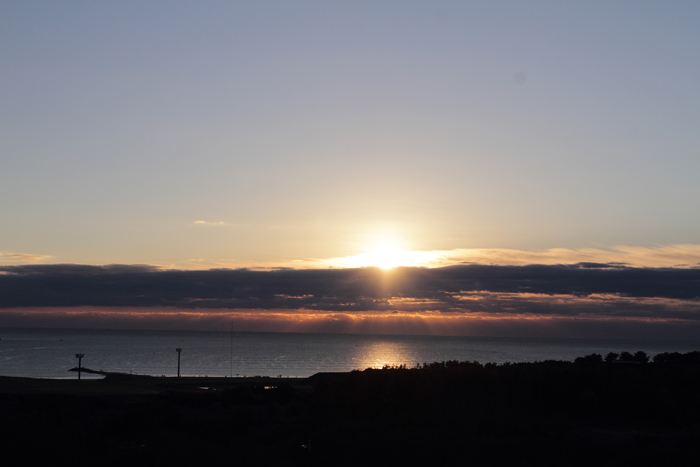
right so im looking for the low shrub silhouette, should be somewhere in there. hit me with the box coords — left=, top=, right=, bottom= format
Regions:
left=575, top=353, right=603, bottom=364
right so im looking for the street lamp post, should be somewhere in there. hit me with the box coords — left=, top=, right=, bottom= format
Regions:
left=176, top=348, right=182, bottom=378
left=75, top=353, right=84, bottom=380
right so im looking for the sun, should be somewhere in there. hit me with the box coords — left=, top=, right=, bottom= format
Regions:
left=321, top=232, right=441, bottom=269
left=351, top=247, right=409, bottom=269
left=323, top=245, right=441, bottom=269
left=330, top=235, right=416, bottom=269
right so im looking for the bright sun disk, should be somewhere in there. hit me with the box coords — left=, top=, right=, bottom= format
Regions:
left=350, top=247, right=410, bottom=269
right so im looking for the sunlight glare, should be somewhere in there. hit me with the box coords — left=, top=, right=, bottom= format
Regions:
left=323, top=235, right=440, bottom=269
left=350, top=247, right=409, bottom=269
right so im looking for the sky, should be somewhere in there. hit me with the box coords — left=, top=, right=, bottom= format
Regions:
left=1, top=1, right=699, bottom=337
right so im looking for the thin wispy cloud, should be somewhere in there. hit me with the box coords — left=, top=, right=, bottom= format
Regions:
left=0, top=252, right=51, bottom=263
left=317, top=244, right=700, bottom=269
left=476, top=245, right=700, bottom=268
left=178, top=244, right=700, bottom=270
left=194, top=220, right=227, bottom=226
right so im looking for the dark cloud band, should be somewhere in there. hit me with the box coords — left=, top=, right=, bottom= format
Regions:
left=1, top=264, right=699, bottom=318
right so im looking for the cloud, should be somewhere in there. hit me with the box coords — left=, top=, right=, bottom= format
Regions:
left=194, top=220, right=226, bottom=226
left=0, top=252, right=51, bottom=263
left=2, top=306, right=700, bottom=340
left=318, top=244, right=700, bottom=269
left=0, top=264, right=698, bottom=323
left=182, top=244, right=700, bottom=270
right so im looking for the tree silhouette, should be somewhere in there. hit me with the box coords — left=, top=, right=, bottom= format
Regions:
left=604, top=352, right=619, bottom=363
left=633, top=351, right=649, bottom=363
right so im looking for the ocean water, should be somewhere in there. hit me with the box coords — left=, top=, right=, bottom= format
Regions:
left=1, top=327, right=699, bottom=379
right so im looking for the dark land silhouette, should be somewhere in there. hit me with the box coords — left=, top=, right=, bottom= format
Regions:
left=2, top=351, right=700, bottom=465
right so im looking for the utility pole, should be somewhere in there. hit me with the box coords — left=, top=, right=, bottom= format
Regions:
left=75, top=353, right=84, bottom=380
left=176, top=348, right=182, bottom=377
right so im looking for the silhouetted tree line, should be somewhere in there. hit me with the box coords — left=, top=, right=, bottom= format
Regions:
left=575, top=350, right=700, bottom=365
left=309, top=351, right=700, bottom=465
left=574, top=350, right=650, bottom=364
left=314, top=352, right=700, bottom=427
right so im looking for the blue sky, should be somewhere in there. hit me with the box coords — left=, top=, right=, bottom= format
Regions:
left=2, top=1, right=699, bottom=268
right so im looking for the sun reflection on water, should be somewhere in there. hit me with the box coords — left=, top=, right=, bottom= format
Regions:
left=353, top=341, right=416, bottom=370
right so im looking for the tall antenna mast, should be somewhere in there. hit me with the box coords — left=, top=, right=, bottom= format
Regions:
left=75, top=353, right=84, bottom=380
left=230, top=321, right=233, bottom=378
left=176, top=347, right=182, bottom=377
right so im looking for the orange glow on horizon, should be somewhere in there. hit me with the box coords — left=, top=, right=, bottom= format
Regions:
left=172, top=244, right=700, bottom=270
left=2, top=306, right=699, bottom=339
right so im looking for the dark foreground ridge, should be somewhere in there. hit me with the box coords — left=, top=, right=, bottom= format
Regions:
left=2, top=351, right=700, bottom=466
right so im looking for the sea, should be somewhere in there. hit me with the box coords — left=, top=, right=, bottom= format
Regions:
left=1, top=327, right=699, bottom=379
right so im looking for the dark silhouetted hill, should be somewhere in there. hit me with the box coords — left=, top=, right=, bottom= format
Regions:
left=2, top=352, right=700, bottom=465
